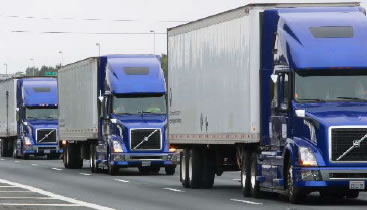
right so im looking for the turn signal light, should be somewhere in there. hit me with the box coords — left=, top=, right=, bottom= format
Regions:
left=169, top=146, right=177, bottom=153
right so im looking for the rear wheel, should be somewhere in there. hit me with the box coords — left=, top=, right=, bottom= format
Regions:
left=165, top=166, right=175, bottom=175
left=346, top=191, right=359, bottom=199
left=64, top=142, right=83, bottom=169
left=90, top=143, right=96, bottom=173
left=250, top=152, right=262, bottom=198
left=201, top=148, right=215, bottom=188
left=180, top=149, right=190, bottom=188
left=241, top=150, right=252, bottom=197
left=189, top=147, right=203, bottom=189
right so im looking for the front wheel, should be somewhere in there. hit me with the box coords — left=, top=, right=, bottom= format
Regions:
left=241, top=150, right=252, bottom=197
left=287, top=159, right=304, bottom=203
left=165, top=166, right=176, bottom=175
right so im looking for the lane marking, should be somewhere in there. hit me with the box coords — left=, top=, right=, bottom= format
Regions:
left=80, top=173, right=91, bottom=176
left=0, top=159, right=4, bottom=161
left=51, top=168, right=62, bottom=171
left=14, top=161, right=20, bottom=163
left=31, top=164, right=39, bottom=166
left=230, top=199, right=262, bottom=205
left=114, top=179, right=129, bottom=183
left=163, top=188, right=184, bottom=192
left=0, top=191, right=32, bottom=193
left=0, top=178, right=114, bottom=210
left=0, top=197, right=53, bottom=199
left=0, top=203, right=82, bottom=207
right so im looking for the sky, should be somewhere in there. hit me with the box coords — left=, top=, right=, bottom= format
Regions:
left=0, top=0, right=246, bottom=74
left=0, top=0, right=366, bottom=74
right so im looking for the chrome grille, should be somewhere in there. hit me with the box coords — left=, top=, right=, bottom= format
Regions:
left=130, top=129, right=161, bottom=151
left=36, top=129, right=57, bottom=144
left=331, top=127, right=367, bottom=162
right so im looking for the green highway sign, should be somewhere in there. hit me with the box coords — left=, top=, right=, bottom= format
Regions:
left=45, top=72, right=57, bottom=76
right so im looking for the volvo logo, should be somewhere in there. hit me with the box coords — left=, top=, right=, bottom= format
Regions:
left=353, top=140, right=361, bottom=148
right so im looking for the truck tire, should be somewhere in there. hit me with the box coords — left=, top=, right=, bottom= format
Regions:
left=1, top=139, right=11, bottom=157
left=64, top=143, right=83, bottom=169
left=201, top=148, right=215, bottom=188
left=180, top=149, right=190, bottom=188
left=250, top=152, right=262, bottom=198
left=12, top=141, right=19, bottom=159
left=165, top=166, right=175, bottom=175
left=189, top=147, right=203, bottom=189
left=287, top=158, right=304, bottom=203
left=90, top=143, right=96, bottom=173
left=241, top=150, right=252, bottom=197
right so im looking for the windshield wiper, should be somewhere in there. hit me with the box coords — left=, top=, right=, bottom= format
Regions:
left=297, top=98, right=325, bottom=102
left=336, top=97, right=367, bottom=102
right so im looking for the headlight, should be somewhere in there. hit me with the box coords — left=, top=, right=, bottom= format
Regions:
left=112, top=140, right=123, bottom=153
left=169, top=145, right=177, bottom=153
left=299, top=146, right=317, bottom=167
left=24, top=137, right=32, bottom=146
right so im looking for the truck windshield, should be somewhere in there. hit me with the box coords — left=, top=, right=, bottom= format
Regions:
left=26, top=107, right=58, bottom=120
left=295, top=70, right=367, bottom=102
left=113, top=94, right=166, bottom=114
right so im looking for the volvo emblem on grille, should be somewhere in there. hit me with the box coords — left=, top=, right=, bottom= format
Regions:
left=336, top=133, right=367, bottom=161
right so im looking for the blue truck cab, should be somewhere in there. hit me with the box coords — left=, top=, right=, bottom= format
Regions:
left=58, top=55, right=177, bottom=175
left=15, top=77, right=61, bottom=159
left=257, top=6, right=367, bottom=202
left=98, top=55, right=177, bottom=175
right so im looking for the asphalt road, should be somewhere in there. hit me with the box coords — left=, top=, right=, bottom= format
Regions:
left=0, top=157, right=366, bottom=210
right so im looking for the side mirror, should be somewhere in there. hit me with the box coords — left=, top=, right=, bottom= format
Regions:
left=295, top=109, right=306, bottom=118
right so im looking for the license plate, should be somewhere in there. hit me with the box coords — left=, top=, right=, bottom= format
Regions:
left=349, top=181, right=365, bottom=190
left=44, top=150, right=50, bottom=154
left=142, top=161, right=151, bottom=167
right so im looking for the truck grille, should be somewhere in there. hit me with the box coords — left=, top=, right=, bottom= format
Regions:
left=36, top=129, right=57, bottom=144
left=130, top=129, right=161, bottom=151
left=331, top=128, right=367, bottom=162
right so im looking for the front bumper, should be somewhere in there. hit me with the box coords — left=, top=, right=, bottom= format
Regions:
left=108, top=152, right=178, bottom=167
left=294, top=167, right=367, bottom=190
left=24, top=145, right=63, bottom=155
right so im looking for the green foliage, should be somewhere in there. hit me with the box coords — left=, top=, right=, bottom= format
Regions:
left=161, top=54, right=168, bottom=81
left=25, top=65, right=59, bottom=77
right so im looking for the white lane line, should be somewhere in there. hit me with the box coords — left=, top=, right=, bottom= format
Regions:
left=0, top=178, right=114, bottom=210
left=0, top=159, right=4, bottom=161
left=31, top=164, right=39, bottom=166
left=163, top=188, right=185, bottom=192
left=230, top=199, right=262, bottom=205
left=14, top=161, right=20, bottom=163
left=0, top=203, right=82, bottom=207
left=0, top=191, right=32, bottom=193
left=0, top=197, right=53, bottom=199
left=51, top=168, right=62, bottom=171
left=80, top=173, right=91, bottom=176
left=114, top=179, right=129, bottom=183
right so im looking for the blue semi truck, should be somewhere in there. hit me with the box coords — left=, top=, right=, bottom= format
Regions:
left=57, top=55, right=177, bottom=175
left=168, top=1, right=367, bottom=203
left=0, top=77, right=61, bottom=159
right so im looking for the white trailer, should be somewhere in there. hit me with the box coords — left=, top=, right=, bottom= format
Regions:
left=58, top=58, right=99, bottom=141
left=0, top=79, right=17, bottom=138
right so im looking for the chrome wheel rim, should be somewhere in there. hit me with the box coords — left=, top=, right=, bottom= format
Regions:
left=181, top=154, right=186, bottom=181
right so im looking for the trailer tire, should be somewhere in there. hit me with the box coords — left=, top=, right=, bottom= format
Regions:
left=64, top=143, right=83, bottom=169
left=201, top=148, right=215, bottom=188
left=90, top=143, right=96, bottom=173
left=189, top=147, right=203, bottom=189
left=241, top=150, right=252, bottom=197
left=180, top=149, right=190, bottom=188
left=287, top=158, right=304, bottom=204
left=250, top=152, right=262, bottom=198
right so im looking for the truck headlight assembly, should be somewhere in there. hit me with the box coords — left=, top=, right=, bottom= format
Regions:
left=112, top=140, right=123, bottom=153
left=299, top=146, right=317, bottom=167
left=24, top=137, right=32, bottom=146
